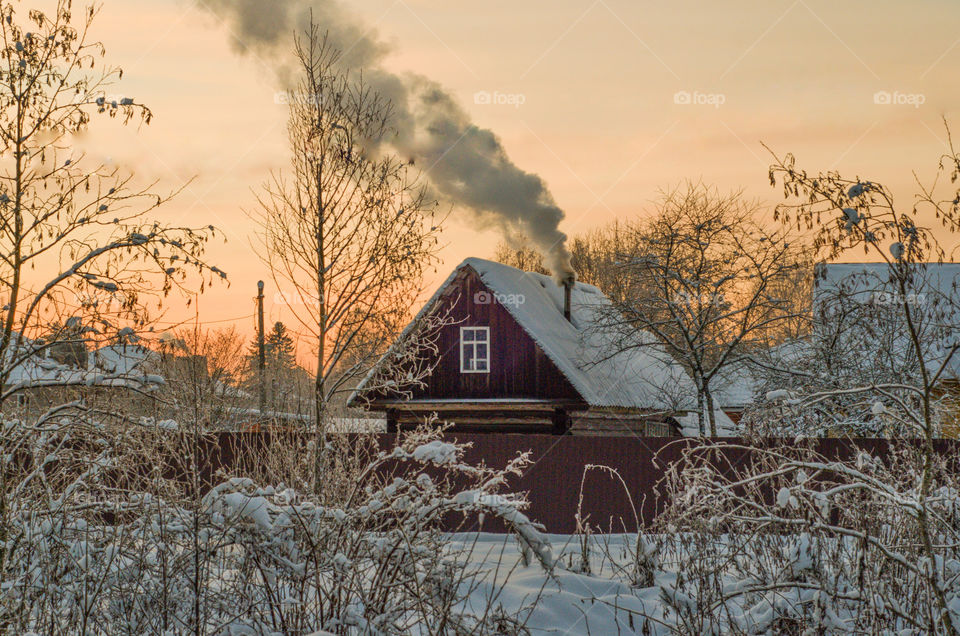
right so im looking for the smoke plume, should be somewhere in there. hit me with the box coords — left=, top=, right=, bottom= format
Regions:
left=198, top=0, right=575, bottom=281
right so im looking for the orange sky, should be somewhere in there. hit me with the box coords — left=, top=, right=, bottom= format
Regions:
left=76, top=0, right=960, bottom=356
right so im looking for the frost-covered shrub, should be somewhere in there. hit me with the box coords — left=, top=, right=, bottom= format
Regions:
left=0, top=414, right=551, bottom=634
left=654, top=440, right=960, bottom=634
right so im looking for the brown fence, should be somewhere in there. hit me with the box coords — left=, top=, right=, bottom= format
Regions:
left=441, top=434, right=899, bottom=534
left=186, top=433, right=960, bottom=534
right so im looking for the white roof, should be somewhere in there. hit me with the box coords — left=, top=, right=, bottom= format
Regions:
left=816, top=262, right=960, bottom=295
left=2, top=335, right=160, bottom=391
left=815, top=262, right=960, bottom=377
left=675, top=408, right=738, bottom=437
left=355, top=258, right=696, bottom=411
left=89, top=343, right=152, bottom=375
left=711, top=364, right=759, bottom=409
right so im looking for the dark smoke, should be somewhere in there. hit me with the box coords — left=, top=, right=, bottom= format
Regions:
left=198, top=0, right=574, bottom=280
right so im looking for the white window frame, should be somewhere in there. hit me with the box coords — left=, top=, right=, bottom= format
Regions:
left=460, top=326, right=490, bottom=374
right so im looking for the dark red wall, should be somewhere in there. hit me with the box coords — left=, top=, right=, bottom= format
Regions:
left=403, top=267, right=581, bottom=402
left=174, top=433, right=960, bottom=535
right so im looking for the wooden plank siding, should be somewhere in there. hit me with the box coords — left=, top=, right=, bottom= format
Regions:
left=414, top=268, right=581, bottom=401
left=370, top=267, right=583, bottom=404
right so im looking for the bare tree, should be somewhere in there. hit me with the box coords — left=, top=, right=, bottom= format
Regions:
left=494, top=223, right=646, bottom=307
left=598, top=183, right=803, bottom=436
left=152, top=326, right=248, bottom=430
left=253, top=27, right=442, bottom=434
left=492, top=235, right=549, bottom=275
left=0, top=1, right=220, bottom=407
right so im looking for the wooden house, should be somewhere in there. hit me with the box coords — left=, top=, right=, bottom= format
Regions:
left=350, top=258, right=698, bottom=435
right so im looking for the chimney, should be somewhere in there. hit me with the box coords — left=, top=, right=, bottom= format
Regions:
left=563, top=277, right=573, bottom=322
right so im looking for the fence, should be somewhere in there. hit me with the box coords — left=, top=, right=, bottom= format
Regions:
left=192, top=433, right=960, bottom=534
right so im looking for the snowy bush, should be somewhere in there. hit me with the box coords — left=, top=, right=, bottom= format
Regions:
left=653, top=440, right=960, bottom=634
left=0, top=415, right=552, bottom=634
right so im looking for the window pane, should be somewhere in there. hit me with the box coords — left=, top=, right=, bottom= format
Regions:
left=462, top=343, right=475, bottom=370
left=475, top=359, right=487, bottom=371
left=476, top=343, right=487, bottom=360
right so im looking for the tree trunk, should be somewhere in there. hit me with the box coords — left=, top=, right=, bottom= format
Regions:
left=705, top=385, right=717, bottom=437
left=696, top=385, right=706, bottom=437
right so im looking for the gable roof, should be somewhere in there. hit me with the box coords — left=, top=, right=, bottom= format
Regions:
left=352, top=257, right=696, bottom=411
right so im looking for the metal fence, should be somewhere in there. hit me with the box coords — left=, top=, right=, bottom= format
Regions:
left=189, top=433, right=960, bottom=534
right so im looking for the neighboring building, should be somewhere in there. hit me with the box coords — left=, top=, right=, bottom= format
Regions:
left=813, top=262, right=960, bottom=374
left=749, top=262, right=960, bottom=436
left=711, top=366, right=759, bottom=426
left=0, top=335, right=163, bottom=415
left=350, top=258, right=698, bottom=436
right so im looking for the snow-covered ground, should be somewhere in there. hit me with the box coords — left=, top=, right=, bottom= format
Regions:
left=451, top=533, right=667, bottom=634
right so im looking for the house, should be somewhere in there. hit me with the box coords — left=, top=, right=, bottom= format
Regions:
left=350, top=258, right=697, bottom=435
left=747, top=262, right=960, bottom=436
left=813, top=262, right=960, bottom=375
left=0, top=334, right=165, bottom=417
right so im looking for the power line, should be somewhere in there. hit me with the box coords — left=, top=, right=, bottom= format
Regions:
left=151, top=313, right=255, bottom=327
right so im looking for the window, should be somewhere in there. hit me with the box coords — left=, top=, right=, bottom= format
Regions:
left=460, top=326, right=490, bottom=373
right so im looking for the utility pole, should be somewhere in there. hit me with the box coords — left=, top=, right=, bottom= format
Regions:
left=257, top=281, right=266, bottom=420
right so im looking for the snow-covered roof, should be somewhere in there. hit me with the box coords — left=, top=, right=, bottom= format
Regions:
left=711, top=365, right=758, bottom=410
left=355, top=257, right=696, bottom=411
left=815, top=262, right=960, bottom=377
left=88, top=343, right=152, bottom=375
left=2, top=336, right=162, bottom=392
left=675, top=408, right=738, bottom=437
left=815, top=262, right=960, bottom=296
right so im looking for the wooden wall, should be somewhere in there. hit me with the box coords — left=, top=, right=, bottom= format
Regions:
left=388, top=267, right=582, bottom=403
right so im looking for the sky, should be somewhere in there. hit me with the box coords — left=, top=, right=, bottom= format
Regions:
left=75, top=0, right=960, bottom=351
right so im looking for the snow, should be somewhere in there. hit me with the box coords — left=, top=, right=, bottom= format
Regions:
left=815, top=262, right=960, bottom=378
left=766, top=389, right=792, bottom=401
left=88, top=342, right=151, bottom=375
left=776, top=487, right=792, bottom=507
left=711, top=365, right=759, bottom=410
left=675, top=408, right=738, bottom=437
left=411, top=440, right=458, bottom=465
left=0, top=335, right=162, bottom=392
